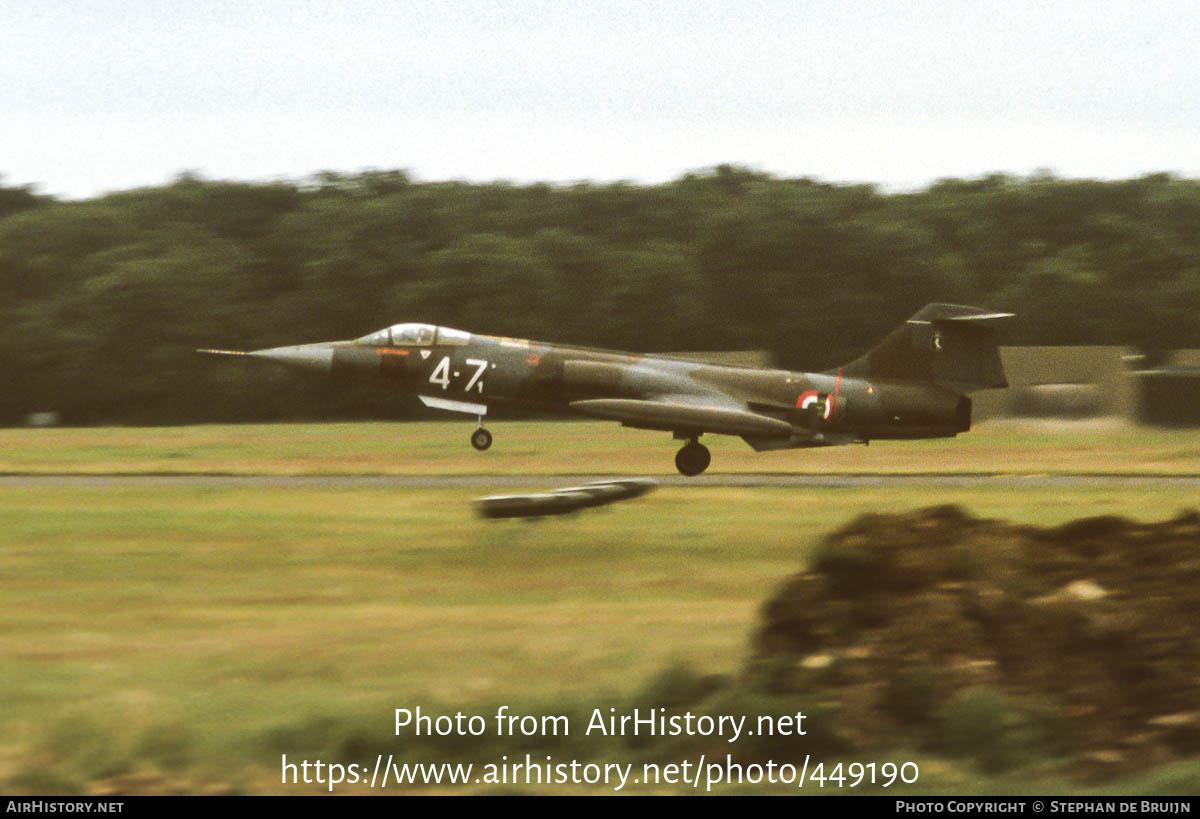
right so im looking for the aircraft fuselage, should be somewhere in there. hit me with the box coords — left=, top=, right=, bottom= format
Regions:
left=203, top=303, right=1008, bottom=475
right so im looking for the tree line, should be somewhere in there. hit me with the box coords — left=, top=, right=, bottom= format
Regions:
left=2, top=166, right=1197, bottom=424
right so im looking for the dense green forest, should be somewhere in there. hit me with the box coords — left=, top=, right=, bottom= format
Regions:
left=2, top=166, right=1198, bottom=425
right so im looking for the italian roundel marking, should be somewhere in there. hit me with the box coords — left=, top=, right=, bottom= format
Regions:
left=796, top=390, right=832, bottom=420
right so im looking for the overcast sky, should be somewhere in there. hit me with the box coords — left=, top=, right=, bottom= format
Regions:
left=4, top=0, right=1198, bottom=198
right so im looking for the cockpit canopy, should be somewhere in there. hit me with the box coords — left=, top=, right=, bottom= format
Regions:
left=355, top=323, right=471, bottom=347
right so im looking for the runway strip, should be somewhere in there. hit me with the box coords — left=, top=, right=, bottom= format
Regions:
left=3, top=473, right=1200, bottom=489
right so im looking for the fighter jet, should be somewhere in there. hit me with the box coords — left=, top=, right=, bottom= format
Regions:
left=200, top=303, right=1011, bottom=475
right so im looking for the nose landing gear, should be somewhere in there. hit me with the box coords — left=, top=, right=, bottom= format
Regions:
left=674, top=439, right=711, bottom=476
left=470, top=419, right=493, bottom=451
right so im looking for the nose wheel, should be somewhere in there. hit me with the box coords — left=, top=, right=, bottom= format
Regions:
left=674, top=440, right=711, bottom=476
left=470, top=427, right=493, bottom=451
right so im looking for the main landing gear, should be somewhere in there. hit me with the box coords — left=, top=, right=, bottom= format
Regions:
left=674, top=439, right=711, bottom=476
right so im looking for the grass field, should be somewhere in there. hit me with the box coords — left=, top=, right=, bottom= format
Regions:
left=2, top=421, right=1199, bottom=794
left=3, top=418, right=1200, bottom=476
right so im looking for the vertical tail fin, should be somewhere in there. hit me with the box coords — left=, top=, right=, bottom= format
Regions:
left=841, top=303, right=1012, bottom=393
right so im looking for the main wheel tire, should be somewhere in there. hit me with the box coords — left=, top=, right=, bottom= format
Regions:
left=470, top=427, right=493, bottom=451
left=674, top=442, right=711, bottom=476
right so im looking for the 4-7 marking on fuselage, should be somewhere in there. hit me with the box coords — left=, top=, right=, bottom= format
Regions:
left=427, top=356, right=489, bottom=392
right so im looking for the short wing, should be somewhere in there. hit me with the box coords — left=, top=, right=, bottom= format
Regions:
left=570, top=397, right=793, bottom=438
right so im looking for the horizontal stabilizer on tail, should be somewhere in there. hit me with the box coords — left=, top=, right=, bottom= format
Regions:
left=841, top=303, right=1013, bottom=394
left=904, top=304, right=1015, bottom=325
left=927, top=312, right=1014, bottom=323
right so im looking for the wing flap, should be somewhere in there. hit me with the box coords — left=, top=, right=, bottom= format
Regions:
left=570, top=398, right=793, bottom=437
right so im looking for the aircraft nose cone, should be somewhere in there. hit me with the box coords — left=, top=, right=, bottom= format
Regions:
left=247, top=343, right=335, bottom=372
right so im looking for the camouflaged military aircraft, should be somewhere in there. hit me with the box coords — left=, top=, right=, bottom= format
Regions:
left=200, top=303, right=1011, bottom=475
